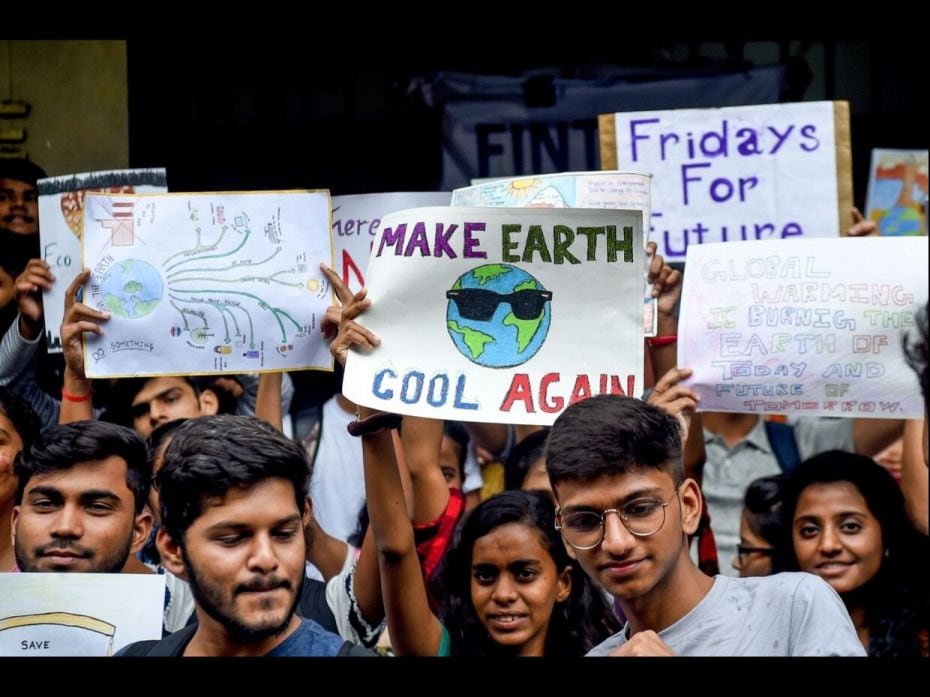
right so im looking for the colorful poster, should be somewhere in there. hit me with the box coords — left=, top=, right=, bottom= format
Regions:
left=0, top=573, right=164, bottom=656
left=332, top=192, right=451, bottom=292
left=37, top=169, right=168, bottom=352
left=452, top=171, right=657, bottom=335
left=342, top=206, right=645, bottom=426
left=678, top=237, right=928, bottom=418
left=81, top=191, right=333, bottom=378
left=602, top=101, right=851, bottom=260
left=865, top=149, right=928, bottom=236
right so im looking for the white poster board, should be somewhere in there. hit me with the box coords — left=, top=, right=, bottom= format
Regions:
left=81, top=191, right=333, bottom=378
left=332, top=192, right=451, bottom=292
left=0, top=573, right=165, bottom=656
left=678, top=238, right=928, bottom=418
left=452, top=171, right=657, bottom=335
left=37, top=169, right=168, bottom=352
left=342, top=206, right=644, bottom=425
left=604, top=101, right=851, bottom=260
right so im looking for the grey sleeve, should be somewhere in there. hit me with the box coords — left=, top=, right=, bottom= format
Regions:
left=0, top=316, right=38, bottom=383
left=0, top=318, right=60, bottom=428
left=793, top=417, right=855, bottom=460
left=788, top=574, right=867, bottom=656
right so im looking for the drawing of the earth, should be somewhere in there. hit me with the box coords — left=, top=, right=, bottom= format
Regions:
left=446, top=263, right=551, bottom=368
left=878, top=205, right=922, bottom=236
left=100, top=259, right=163, bottom=319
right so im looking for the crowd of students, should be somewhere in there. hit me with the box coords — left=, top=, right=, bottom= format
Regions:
left=1, top=156, right=927, bottom=657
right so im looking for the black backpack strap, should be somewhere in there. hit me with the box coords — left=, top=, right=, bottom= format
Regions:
left=764, top=420, right=801, bottom=474
left=118, top=624, right=197, bottom=656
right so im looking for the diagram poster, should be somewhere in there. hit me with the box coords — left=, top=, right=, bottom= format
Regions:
left=81, top=191, right=333, bottom=378
left=37, top=168, right=168, bottom=352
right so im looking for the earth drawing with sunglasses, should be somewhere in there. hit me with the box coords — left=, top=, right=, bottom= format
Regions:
left=446, top=263, right=552, bottom=368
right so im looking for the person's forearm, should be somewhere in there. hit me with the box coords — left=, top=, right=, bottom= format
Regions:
left=399, top=416, right=450, bottom=524
left=901, top=419, right=928, bottom=534
left=650, top=312, right=679, bottom=379
left=254, top=372, right=283, bottom=431
left=18, top=313, right=41, bottom=342
left=361, top=427, right=442, bottom=656
left=682, top=410, right=705, bottom=486
left=59, top=367, right=93, bottom=424
left=0, top=318, right=39, bottom=383
left=462, top=421, right=509, bottom=455
left=853, top=418, right=905, bottom=456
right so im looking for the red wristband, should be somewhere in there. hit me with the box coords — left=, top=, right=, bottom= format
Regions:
left=61, top=387, right=93, bottom=403
left=648, top=334, right=678, bottom=347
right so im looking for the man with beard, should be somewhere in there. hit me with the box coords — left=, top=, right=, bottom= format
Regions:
left=11, top=420, right=154, bottom=573
left=119, top=415, right=371, bottom=656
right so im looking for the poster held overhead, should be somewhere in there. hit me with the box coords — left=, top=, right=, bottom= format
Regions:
left=37, top=168, right=168, bottom=352
left=599, top=101, right=852, bottom=259
left=81, top=190, right=333, bottom=378
left=332, top=192, right=451, bottom=292
left=864, top=148, right=928, bottom=236
left=342, top=206, right=645, bottom=426
left=452, top=170, right=657, bottom=335
left=678, top=237, right=928, bottom=419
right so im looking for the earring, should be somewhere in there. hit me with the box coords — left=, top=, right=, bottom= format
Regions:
left=884, top=548, right=891, bottom=559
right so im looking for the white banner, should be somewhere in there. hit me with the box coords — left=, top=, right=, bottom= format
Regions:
left=332, top=192, right=451, bottom=292
left=678, top=238, right=929, bottom=418
left=452, top=171, right=657, bottom=335
left=0, top=573, right=164, bottom=656
left=608, top=101, right=848, bottom=260
left=342, top=206, right=644, bottom=425
left=37, top=169, right=168, bottom=352
left=82, top=191, right=333, bottom=378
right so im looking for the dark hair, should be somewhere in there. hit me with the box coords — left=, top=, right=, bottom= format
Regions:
left=146, top=418, right=190, bottom=455
left=504, top=429, right=548, bottom=491
left=0, top=158, right=46, bottom=185
left=157, top=415, right=310, bottom=542
left=104, top=376, right=210, bottom=427
left=546, top=396, right=682, bottom=487
left=904, top=303, right=929, bottom=410
left=14, top=421, right=150, bottom=513
left=781, top=450, right=929, bottom=656
left=432, top=489, right=621, bottom=656
left=0, top=386, right=41, bottom=452
left=742, top=474, right=790, bottom=572
left=442, top=421, right=470, bottom=481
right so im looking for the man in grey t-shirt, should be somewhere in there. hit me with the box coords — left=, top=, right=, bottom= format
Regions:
left=546, top=395, right=865, bottom=657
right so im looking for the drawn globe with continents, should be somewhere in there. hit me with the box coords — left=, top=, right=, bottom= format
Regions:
left=446, top=263, right=552, bottom=368
left=100, top=259, right=163, bottom=319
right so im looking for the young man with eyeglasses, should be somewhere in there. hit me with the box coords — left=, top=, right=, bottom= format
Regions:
left=546, top=395, right=865, bottom=656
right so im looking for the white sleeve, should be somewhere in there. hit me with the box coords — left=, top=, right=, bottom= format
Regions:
left=323, top=546, right=385, bottom=647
